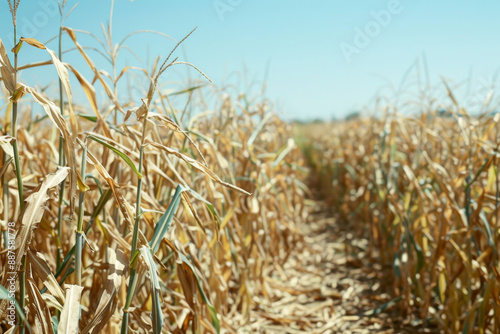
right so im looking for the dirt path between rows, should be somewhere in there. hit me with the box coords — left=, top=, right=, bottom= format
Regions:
left=239, top=202, right=430, bottom=334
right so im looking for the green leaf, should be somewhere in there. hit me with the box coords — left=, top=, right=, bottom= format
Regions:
left=11, top=40, right=23, bottom=54
left=0, top=283, right=26, bottom=322
left=88, top=135, right=142, bottom=178
left=54, top=188, right=112, bottom=279
left=139, top=247, right=162, bottom=334
left=149, top=185, right=187, bottom=254
left=170, top=84, right=207, bottom=96
left=51, top=315, right=59, bottom=334
left=465, top=154, right=494, bottom=190
left=363, top=296, right=402, bottom=317
left=179, top=253, right=220, bottom=333
left=410, top=233, right=425, bottom=273
left=33, top=114, right=50, bottom=124
left=77, top=113, right=98, bottom=123
left=479, top=209, right=495, bottom=248
left=89, top=188, right=113, bottom=223
left=187, top=188, right=221, bottom=228
left=52, top=315, right=59, bottom=334
left=0, top=283, right=11, bottom=299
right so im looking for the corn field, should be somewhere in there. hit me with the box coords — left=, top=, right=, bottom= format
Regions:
left=1, top=1, right=500, bottom=334
left=301, top=106, right=500, bottom=333
left=0, top=0, right=322, bottom=331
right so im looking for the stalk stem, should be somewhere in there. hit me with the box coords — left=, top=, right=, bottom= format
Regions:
left=121, top=110, right=149, bottom=334
left=2, top=154, right=9, bottom=250
left=75, top=140, right=87, bottom=287
left=11, top=24, right=26, bottom=334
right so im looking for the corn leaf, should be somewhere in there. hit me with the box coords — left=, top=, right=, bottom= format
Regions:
left=58, top=285, right=83, bottom=334
left=88, top=134, right=142, bottom=178
left=149, top=185, right=187, bottom=254
left=139, top=247, right=162, bottom=334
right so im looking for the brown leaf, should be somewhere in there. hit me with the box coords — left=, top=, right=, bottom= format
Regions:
left=0, top=38, right=15, bottom=95
left=81, top=248, right=126, bottom=334
left=28, top=250, right=66, bottom=305
left=145, top=139, right=251, bottom=196
left=27, top=278, right=54, bottom=334
left=22, top=84, right=77, bottom=215
left=86, top=150, right=136, bottom=238
left=6, top=167, right=69, bottom=277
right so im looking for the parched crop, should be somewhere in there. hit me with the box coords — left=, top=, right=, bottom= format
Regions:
left=0, top=1, right=309, bottom=333
left=301, top=103, right=500, bottom=333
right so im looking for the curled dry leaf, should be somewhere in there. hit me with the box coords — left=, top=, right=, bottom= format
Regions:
left=20, top=84, right=77, bottom=214
left=63, top=27, right=125, bottom=114
left=0, top=38, right=15, bottom=95
left=58, top=285, right=84, bottom=334
left=3, top=167, right=69, bottom=282
left=20, top=37, right=78, bottom=141
left=81, top=248, right=126, bottom=334
left=0, top=135, right=14, bottom=157
left=145, top=139, right=251, bottom=196
left=28, top=250, right=66, bottom=305
left=86, top=150, right=136, bottom=239
left=26, top=278, right=54, bottom=334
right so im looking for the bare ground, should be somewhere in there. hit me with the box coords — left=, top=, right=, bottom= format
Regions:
left=238, top=203, right=438, bottom=334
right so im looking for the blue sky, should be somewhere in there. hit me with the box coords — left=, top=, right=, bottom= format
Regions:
left=1, top=0, right=500, bottom=120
